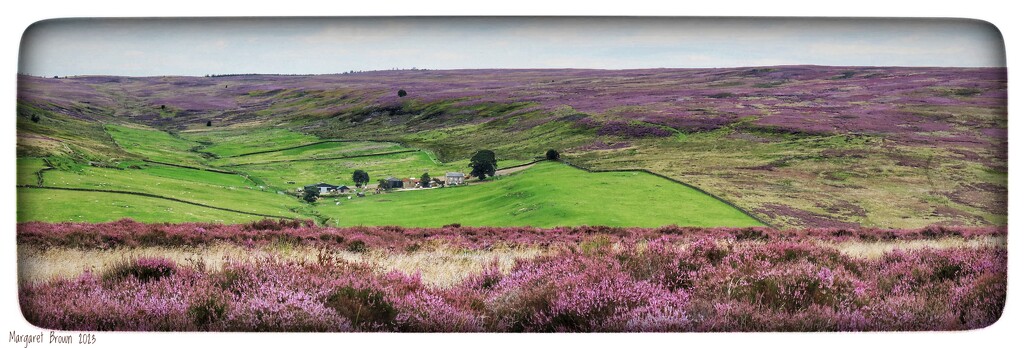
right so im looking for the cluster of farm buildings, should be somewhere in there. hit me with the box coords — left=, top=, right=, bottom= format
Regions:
left=297, top=172, right=467, bottom=197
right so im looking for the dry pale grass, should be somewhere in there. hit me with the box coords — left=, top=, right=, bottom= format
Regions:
left=17, top=243, right=547, bottom=288
left=820, top=235, right=1006, bottom=259
left=18, top=236, right=1004, bottom=288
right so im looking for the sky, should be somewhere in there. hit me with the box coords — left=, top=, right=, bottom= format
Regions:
left=18, top=17, right=1006, bottom=77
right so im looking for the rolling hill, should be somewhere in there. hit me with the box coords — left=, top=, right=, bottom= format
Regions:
left=15, top=66, right=1007, bottom=228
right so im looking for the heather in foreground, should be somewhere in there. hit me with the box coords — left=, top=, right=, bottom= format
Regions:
left=20, top=236, right=1005, bottom=332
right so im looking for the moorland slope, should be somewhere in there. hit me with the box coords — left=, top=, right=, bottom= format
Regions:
left=16, top=67, right=1007, bottom=228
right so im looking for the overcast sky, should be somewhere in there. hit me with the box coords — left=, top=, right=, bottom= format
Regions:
left=19, top=17, right=1006, bottom=76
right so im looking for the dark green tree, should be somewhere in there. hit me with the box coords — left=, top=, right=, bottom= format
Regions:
left=206, top=120, right=212, bottom=127
left=397, top=89, right=407, bottom=97
left=30, top=114, right=40, bottom=123
left=545, top=149, right=560, bottom=160
left=352, top=170, right=370, bottom=187
left=420, top=173, right=431, bottom=188
left=377, top=179, right=389, bottom=189
left=302, top=186, right=320, bottom=203
left=469, top=150, right=497, bottom=180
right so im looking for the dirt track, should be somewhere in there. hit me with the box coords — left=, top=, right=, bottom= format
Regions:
left=495, top=162, right=536, bottom=176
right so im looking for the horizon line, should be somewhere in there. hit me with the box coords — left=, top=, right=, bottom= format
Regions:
left=17, top=64, right=1008, bottom=79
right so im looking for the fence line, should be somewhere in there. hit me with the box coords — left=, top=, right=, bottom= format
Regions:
left=18, top=185, right=299, bottom=220
left=495, top=159, right=545, bottom=172
left=220, top=149, right=419, bottom=167
left=223, top=139, right=374, bottom=158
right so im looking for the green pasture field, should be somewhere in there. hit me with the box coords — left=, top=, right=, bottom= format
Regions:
left=16, top=188, right=261, bottom=224
left=17, top=124, right=544, bottom=225
left=105, top=124, right=208, bottom=165
left=316, top=161, right=764, bottom=228
left=38, top=163, right=307, bottom=219
left=179, top=128, right=319, bottom=158
left=16, top=187, right=262, bottom=223
left=17, top=158, right=49, bottom=186
left=212, top=141, right=408, bottom=166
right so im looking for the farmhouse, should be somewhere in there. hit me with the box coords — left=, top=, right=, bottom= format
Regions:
left=403, top=177, right=421, bottom=188
left=385, top=177, right=403, bottom=189
left=305, top=182, right=345, bottom=194
left=446, top=172, right=465, bottom=185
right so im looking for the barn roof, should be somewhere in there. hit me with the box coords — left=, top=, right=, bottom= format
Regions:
left=446, top=172, right=465, bottom=177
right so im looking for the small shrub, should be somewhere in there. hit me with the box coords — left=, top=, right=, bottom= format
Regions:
left=733, top=228, right=768, bottom=241
left=215, top=267, right=247, bottom=293
left=952, top=273, right=1006, bottom=328
left=102, top=257, right=177, bottom=283
left=490, top=284, right=557, bottom=332
left=44, top=156, right=85, bottom=173
left=949, top=87, right=982, bottom=97
left=347, top=239, right=368, bottom=253
left=580, top=235, right=613, bottom=255
left=325, top=287, right=398, bottom=330
left=730, top=262, right=858, bottom=313
left=689, top=237, right=730, bottom=265
left=753, top=80, right=787, bottom=88
left=404, top=243, right=422, bottom=253
left=932, top=262, right=962, bottom=282
left=187, top=295, right=228, bottom=327
left=545, top=149, right=560, bottom=160
left=832, top=71, right=856, bottom=79
left=302, top=187, right=320, bottom=203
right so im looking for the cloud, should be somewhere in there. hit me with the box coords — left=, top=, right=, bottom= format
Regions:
left=18, top=18, right=1006, bottom=76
